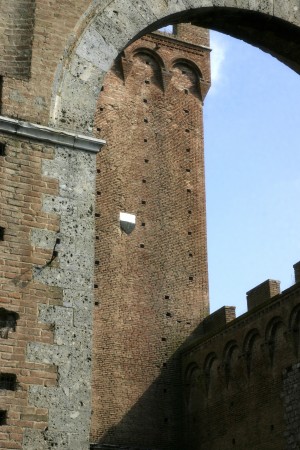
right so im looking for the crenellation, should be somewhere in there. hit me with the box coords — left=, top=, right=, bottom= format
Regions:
left=247, top=279, right=281, bottom=311
left=182, top=261, right=300, bottom=450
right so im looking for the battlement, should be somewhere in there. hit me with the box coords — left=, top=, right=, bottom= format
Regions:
left=184, top=260, right=300, bottom=348
left=200, top=305, right=236, bottom=336
left=181, top=260, right=300, bottom=450
left=246, top=279, right=281, bottom=311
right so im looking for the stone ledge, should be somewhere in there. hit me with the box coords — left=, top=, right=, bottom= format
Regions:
left=0, top=115, right=105, bottom=153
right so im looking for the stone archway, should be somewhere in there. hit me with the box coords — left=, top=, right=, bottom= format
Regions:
left=50, top=0, right=300, bottom=134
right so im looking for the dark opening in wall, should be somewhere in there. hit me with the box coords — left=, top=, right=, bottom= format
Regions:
left=141, top=200, right=146, bottom=205
left=0, top=309, right=19, bottom=339
left=140, top=244, right=145, bottom=248
left=141, top=222, right=145, bottom=227
left=0, top=227, right=4, bottom=241
left=144, top=138, right=148, bottom=142
left=165, top=295, right=170, bottom=300
left=145, top=80, right=150, bottom=84
left=0, top=143, right=6, bottom=156
left=0, top=373, right=17, bottom=391
left=0, top=410, right=7, bottom=425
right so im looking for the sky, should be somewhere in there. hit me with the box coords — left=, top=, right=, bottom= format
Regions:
left=205, top=31, right=300, bottom=316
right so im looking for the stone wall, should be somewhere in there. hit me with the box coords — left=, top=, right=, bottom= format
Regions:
left=0, top=118, right=104, bottom=449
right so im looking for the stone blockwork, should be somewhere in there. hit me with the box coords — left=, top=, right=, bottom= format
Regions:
left=0, top=119, right=104, bottom=449
left=25, top=147, right=99, bottom=450
left=53, top=0, right=300, bottom=133
left=91, top=25, right=210, bottom=450
left=0, top=130, right=59, bottom=450
left=181, top=265, right=300, bottom=450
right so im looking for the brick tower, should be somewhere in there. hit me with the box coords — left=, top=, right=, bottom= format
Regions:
left=91, top=24, right=211, bottom=450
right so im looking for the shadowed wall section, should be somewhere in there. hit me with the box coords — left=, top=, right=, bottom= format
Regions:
left=182, top=271, right=300, bottom=450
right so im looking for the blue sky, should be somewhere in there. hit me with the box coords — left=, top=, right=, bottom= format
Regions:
left=205, top=31, right=300, bottom=316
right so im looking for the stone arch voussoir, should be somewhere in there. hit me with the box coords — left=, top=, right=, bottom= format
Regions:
left=50, top=0, right=300, bottom=134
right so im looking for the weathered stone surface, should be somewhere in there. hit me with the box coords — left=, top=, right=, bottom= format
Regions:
left=24, top=147, right=97, bottom=450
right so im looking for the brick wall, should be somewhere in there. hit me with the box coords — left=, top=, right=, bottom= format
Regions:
left=181, top=267, right=300, bottom=450
left=282, top=363, right=300, bottom=450
left=0, top=134, right=60, bottom=449
left=91, top=27, right=210, bottom=450
left=0, top=0, right=35, bottom=80
left=1, top=0, right=89, bottom=125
